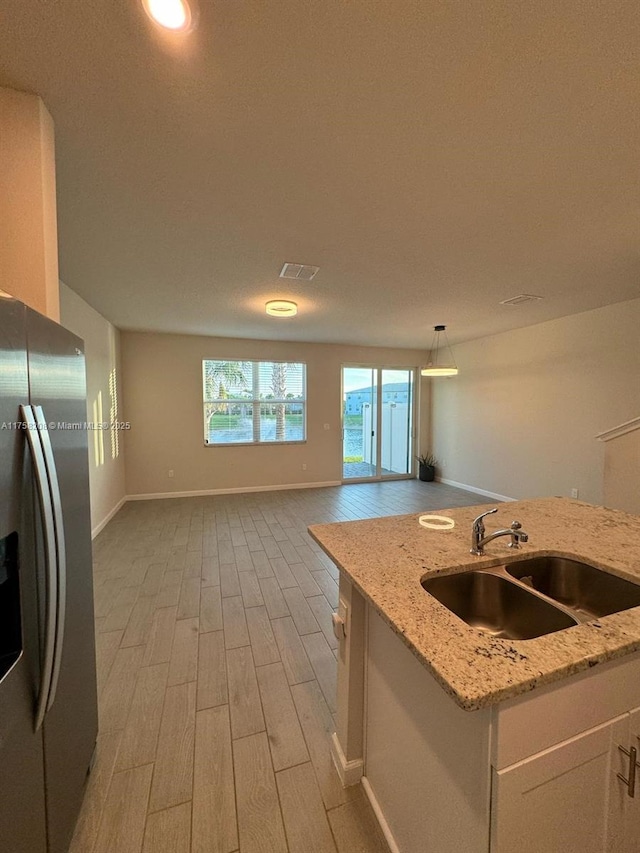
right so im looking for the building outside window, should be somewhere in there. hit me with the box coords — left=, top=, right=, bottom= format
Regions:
left=344, top=382, right=409, bottom=415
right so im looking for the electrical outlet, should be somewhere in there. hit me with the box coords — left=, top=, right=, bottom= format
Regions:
left=168, top=469, right=174, bottom=478
left=302, top=463, right=307, bottom=471
left=323, top=423, right=330, bottom=430
left=570, top=487, right=579, bottom=499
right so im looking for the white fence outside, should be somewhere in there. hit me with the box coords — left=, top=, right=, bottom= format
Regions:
left=362, top=403, right=411, bottom=474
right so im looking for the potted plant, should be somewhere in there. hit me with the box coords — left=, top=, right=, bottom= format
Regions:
left=416, top=452, right=437, bottom=482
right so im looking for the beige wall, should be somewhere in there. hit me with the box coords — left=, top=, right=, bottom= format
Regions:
left=431, top=298, right=640, bottom=505
left=603, top=429, right=640, bottom=515
left=121, top=331, right=429, bottom=497
left=60, top=282, right=126, bottom=534
left=0, top=87, right=59, bottom=320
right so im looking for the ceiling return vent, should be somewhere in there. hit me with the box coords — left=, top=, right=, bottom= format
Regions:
left=280, top=263, right=319, bottom=281
left=499, top=294, right=543, bottom=306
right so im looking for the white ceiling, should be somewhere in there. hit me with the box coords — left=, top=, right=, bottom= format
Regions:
left=1, top=0, right=638, bottom=347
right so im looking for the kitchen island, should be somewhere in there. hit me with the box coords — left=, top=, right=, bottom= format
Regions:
left=309, top=497, right=640, bottom=853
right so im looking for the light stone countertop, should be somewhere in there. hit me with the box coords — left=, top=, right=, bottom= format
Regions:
left=308, top=497, right=640, bottom=711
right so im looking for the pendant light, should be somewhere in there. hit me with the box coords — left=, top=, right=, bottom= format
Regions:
left=421, top=325, right=458, bottom=377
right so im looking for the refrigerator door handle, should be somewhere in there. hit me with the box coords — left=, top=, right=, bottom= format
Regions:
left=33, top=406, right=67, bottom=714
left=20, top=405, right=58, bottom=732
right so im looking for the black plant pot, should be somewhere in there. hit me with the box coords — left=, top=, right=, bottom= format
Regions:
left=419, top=464, right=435, bottom=482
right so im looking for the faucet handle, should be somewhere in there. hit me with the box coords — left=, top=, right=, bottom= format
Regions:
left=510, top=521, right=522, bottom=531
left=472, top=508, right=498, bottom=529
left=470, top=508, right=499, bottom=556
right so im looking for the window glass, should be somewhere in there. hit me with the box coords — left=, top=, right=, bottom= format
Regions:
left=203, top=360, right=306, bottom=445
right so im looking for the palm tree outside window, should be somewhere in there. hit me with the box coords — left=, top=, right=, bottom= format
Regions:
left=202, top=359, right=306, bottom=445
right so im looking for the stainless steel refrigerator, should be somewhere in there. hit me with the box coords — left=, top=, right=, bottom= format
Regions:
left=0, top=292, right=98, bottom=853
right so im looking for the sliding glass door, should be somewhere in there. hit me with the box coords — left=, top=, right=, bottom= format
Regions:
left=342, top=368, right=377, bottom=479
left=342, top=366, right=415, bottom=481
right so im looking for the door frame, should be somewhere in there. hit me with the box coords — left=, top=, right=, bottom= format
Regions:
left=341, top=364, right=418, bottom=483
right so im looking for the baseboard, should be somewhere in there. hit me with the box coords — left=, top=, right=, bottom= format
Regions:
left=126, top=480, right=342, bottom=501
left=91, top=495, right=127, bottom=539
left=437, top=477, right=516, bottom=503
left=102, top=476, right=484, bottom=521
left=330, top=732, right=364, bottom=787
left=361, top=776, right=400, bottom=853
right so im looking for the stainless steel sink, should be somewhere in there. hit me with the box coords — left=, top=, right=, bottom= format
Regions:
left=504, top=556, right=640, bottom=620
left=421, top=571, right=578, bottom=640
left=422, top=556, right=640, bottom=640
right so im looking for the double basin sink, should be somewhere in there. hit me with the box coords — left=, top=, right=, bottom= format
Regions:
left=422, top=556, right=640, bottom=640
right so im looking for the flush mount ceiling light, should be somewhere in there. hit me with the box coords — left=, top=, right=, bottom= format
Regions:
left=421, top=325, right=459, bottom=377
left=265, top=300, right=298, bottom=318
left=142, top=0, right=194, bottom=31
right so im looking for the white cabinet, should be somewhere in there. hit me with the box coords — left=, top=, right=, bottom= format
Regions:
left=333, top=580, right=640, bottom=853
left=357, top=600, right=640, bottom=853
left=491, top=714, right=637, bottom=853
left=621, top=708, right=640, bottom=852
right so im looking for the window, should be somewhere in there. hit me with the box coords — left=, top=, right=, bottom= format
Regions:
left=203, top=359, right=306, bottom=445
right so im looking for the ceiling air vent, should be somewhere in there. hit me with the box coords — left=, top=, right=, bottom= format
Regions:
left=499, top=294, right=543, bottom=306
left=280, top=263, right=319, bottom=281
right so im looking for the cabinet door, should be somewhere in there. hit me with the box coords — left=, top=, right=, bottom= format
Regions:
left=606, top=716, right=633, bottom=853
left=624, top=707, right=640, bottom=850
left=491, top=718, right=624, bottom=853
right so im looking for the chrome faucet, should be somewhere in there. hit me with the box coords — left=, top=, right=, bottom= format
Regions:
left=470, top=508, right=529, bottom=556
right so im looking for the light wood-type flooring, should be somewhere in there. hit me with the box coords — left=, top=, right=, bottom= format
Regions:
left=70, top=479, right=483, bottom=853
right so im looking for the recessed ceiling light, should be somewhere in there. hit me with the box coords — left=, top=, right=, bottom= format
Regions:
left=142, top=0, right=193, bottom=31
left=266, top=300, right=298, bottom=318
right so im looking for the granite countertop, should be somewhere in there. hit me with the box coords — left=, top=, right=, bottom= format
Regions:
left=308, top=497, right=640, bottom=711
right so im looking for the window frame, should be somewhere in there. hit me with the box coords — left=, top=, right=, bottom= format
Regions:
left=202, top=358, right=307, bottom=447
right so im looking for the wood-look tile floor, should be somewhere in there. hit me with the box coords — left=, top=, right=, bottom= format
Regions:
left=70, top=480, right=483, bottom=853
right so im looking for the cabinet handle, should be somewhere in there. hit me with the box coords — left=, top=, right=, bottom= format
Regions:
left=617, top=745, right=638, bottom=798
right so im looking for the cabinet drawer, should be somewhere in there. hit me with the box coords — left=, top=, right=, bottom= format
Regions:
left=492, top=651, right=640, bottom=769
